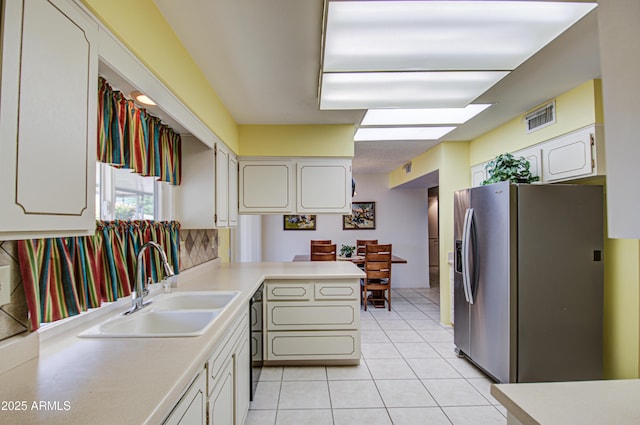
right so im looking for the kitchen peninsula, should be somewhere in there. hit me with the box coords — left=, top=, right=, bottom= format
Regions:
left=0, top=260, right=364, bottom=425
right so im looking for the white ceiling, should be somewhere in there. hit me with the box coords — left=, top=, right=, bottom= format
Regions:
left=152, top=0, right=601, bottom=175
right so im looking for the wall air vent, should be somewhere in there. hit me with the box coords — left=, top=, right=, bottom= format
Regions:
left=403, top=161, right=412, bottom=174
left=525, top=101, right=556, bottom=133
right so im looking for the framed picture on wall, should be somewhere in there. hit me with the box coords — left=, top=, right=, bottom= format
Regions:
left=283, top=215, right=317, bottom=230
left=343, top=202, right=376, bottom=230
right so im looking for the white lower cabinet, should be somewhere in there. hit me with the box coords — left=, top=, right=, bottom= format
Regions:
left=164, top=373, right=207, bottom=425
left=234, top=337, right=251, bottom=425
left=264, top=280, right=361, bottom=363
left=164, top=309, right=249, bottom=425
left=209, top=359, right=234, bottom=425
left=206, top=310, right=250, bottom=425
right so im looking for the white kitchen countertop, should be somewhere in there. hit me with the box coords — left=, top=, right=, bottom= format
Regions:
left=491, top=379, right=640, bottom=425
left=0, top=260, right=364, bottom=425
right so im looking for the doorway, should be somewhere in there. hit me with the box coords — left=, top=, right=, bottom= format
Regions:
left=427, top=186, right=439, bottom=287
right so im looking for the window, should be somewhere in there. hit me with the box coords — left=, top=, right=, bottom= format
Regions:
left=96, top=163, right=175, bottom=221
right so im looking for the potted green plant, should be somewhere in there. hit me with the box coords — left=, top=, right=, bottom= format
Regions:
left=340, top=244, right=355, bottom=258
left=481, top=152, right=540, bottom=185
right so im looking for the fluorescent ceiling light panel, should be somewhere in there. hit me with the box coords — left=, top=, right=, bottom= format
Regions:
left=361, top=104, right=492, bottom=126
left=323, top=1, right=597, bottom=72
left=320, top=71, right=508, bottom=110
left=355, top=126, right=456, bottom=141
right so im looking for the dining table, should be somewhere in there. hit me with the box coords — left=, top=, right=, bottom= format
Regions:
left=292, top=254, right=408, bottom=264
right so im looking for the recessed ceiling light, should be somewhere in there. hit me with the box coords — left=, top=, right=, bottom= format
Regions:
left=323, top=1, right=597, bottom=72
left=130, top=90, right=156, bottom=106
left=320, top=72, right=508, bottom=110
left=361, top=104, right=492, bottom=126
left=355, top=127, right=456, bottom=141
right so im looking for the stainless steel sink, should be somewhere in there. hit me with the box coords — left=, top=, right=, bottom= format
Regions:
left=78, top=291, right=240, bottom=338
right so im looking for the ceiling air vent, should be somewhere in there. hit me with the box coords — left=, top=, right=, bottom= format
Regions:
left=403, top=161, right=412, bottom=174
left=525, top=101, right=556, bottom=133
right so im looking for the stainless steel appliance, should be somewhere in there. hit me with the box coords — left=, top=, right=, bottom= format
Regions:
left=454, top=182, right=603, bottom=383
left=249, top=284, right=263, bottom=400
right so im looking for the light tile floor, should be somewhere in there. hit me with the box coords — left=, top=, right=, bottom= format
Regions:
left=246, top=287, right=506, bottom=425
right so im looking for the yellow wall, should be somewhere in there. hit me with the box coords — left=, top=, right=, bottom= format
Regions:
left=389, top=142, right=470, bottom=325
left=437, top=143, right=471, bottom=324
left=470, top=80, right=602, bottom=166
left=603, top=229, right=640, bottom=378
left=81, top=0, right=240, bottom=152
left=239, top=125, right=355, bottom=157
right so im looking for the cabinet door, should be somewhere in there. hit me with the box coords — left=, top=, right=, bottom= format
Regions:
left=228, top=154, right=238, bottom=227
left=164, top=373, right=207, bottom=425
left=238, top=160, right=295, bottom=213
left=209, top=359, right=234, bottom=425
left=215, top=144, right=230, bottom=227
left=470, top=163, right=486, bottom=187
left=515, top=146, right=542, bottom=181
left=234, top=337, right=251, bottom=425
left=0, top=0, right=97, bottom=239
left=542, top=126, right=595, bottom=182
left=297, top=160, right=352, bottom=213
left=179, top=136, right=215, bottom=229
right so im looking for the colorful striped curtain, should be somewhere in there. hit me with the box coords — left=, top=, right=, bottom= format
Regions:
left=18, top=221, right=180, bottom=330
left=98, top=77, right=181, bottom=185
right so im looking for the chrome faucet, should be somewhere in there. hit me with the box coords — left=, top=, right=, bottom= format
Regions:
left=124, top=241, right=175, bottom=315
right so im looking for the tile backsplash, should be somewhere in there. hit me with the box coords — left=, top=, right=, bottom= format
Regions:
left=0, top=228, right=218, bottom=341
left=180, top=228, right=219, bottom=270
left=0, top=241, right=29, bottom=341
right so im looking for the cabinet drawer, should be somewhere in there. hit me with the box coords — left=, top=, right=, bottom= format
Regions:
left=266, top=282, right=312, bottom=301
left=267, top=302, right=359, bottom=330
left=314, top=282, right=359, bottom=300
left=207, top=311, right=248, bottom=396
left=266, top=331, right=360, bottom=361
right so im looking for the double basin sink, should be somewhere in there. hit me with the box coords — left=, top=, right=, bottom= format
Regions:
left=79, top=291, right=240, bottom=338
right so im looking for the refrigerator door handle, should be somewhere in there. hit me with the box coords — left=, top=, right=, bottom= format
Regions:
left=462, top=208, right=474, bottom=304
left=466, top=208, right=476, bottom=305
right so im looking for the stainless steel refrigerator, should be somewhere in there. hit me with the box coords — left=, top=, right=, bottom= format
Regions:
left=453, top=181, right=603, bottom=383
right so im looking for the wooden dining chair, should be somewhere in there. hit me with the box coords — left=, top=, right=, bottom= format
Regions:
left=361, top=243, right=392, bottom=311
left=356, top=239, right=378, bottom=256
left=310, top=240, right=332, bottom=253
left=310, top=243, right=337, bottom=261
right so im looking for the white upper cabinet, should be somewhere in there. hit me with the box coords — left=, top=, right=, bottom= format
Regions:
left=297, top=159, right=352, bottom=214
left=215, top=143, right=238, bottom=228
left=470, top=124, right=603, bottom=187
left=179, top=139, right=237, bottom=229
left=470, top=163, right=487, bottom=188
left=541, top=125, right=604, bottom=182
left=238, top=160, right=296, bottom=213
left=239, top=158, right=352, bottom=214
left=516, top=145, right=542, bottom=181
left=0, top=0, right=98, bottom=240
left=228, top=154, right=239, bottom=227
left=179, top=136, right=215, bottom=229
left=215, top=144, right=230, bottom=227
